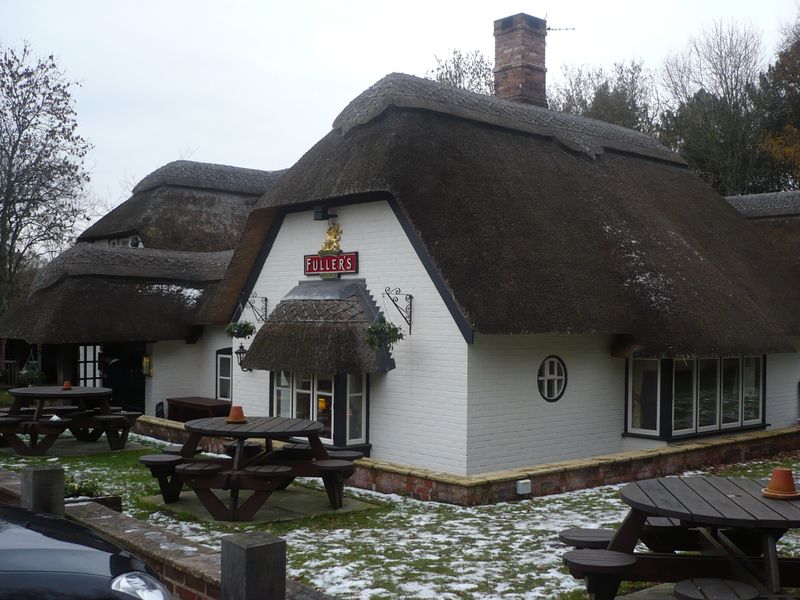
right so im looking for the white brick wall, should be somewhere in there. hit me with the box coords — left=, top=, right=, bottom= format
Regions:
left=144, top=326, right=231, bottom=415
left=466, top=334, right=626, bottom=474
left=232, top=200, right=469, bottom=474
left=765, top=338, right=800, bottom=428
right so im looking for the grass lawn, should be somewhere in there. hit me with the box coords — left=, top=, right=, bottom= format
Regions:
left=0, top=438, right=798, bottom=599
left=0, top=389, right=12, bottom=408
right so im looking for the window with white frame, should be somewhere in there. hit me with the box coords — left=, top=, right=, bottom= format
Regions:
left=78, top=345, right=102, bottom=387
left=274, top=371, right=334, bottom=443
left=347, top=374, right=367, bottom=444
left=628, top=356, right=763, bottom=438
left=216, top=350, right=232, bottom=401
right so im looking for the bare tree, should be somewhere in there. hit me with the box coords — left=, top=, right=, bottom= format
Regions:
left=659, top=20, right=768, bottom=195
left=0, top=44, right=91, bottom=315
left=426, top=49, right=494, bottom=95
left=548, top=60, right=660, bottom=133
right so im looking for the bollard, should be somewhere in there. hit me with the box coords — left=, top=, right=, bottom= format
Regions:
left=21, top=465, right=65, bottom=517
left=221, top=532, right=286, bottom=600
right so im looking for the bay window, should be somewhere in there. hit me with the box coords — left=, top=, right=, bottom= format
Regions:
left=273, top=371, right=368, bottom=446
left=627, top=356, right=764, bottom=438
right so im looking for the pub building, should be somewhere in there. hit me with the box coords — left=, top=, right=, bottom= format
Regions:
left=2, top=14, right=800, bottom=481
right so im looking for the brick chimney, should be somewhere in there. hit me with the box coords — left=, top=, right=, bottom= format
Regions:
left=493, top=13, right=547, bottom=107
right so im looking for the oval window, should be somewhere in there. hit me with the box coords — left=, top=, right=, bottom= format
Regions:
left=537, top=355, right=567, bottom=402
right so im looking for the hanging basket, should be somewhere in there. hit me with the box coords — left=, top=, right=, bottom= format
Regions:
left=364, top=315, right=404, bottom=351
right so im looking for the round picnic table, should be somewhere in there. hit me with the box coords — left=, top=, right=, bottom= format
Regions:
left=175, top=416, right=341, bottom=521
left=617, top=476, right=800, bottom=595
left=8, top=386, right=113, bottom=420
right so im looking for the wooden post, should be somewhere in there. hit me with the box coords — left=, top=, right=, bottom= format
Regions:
left=21, top=465, right=64, bottom=517
left=221, top=532, right=286, bottom=600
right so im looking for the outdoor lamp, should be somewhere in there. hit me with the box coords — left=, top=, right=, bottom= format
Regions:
left=142, top=355, right=153, bottom=377
left=234, top=343, right=251, bottom=372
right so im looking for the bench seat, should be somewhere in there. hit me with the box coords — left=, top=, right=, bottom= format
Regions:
left=673, top=578, right=758, bottom=600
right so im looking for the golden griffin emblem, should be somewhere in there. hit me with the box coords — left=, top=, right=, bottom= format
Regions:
left=320, top=223, right=342, bottom=253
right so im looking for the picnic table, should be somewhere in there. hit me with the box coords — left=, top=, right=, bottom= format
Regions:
left=0, top=386, right=140, bottom=455
left=562, top=476, right=800, bottom=599
left=139, top=416, right=358, bottom=521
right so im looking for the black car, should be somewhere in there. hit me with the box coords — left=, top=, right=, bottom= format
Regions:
left=0, top=503, right=172, bottom=599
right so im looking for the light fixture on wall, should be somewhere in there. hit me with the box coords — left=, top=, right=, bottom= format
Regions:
left=142, top=354, right=153, bottom=377
left=234, top=344, right=251, bottom=372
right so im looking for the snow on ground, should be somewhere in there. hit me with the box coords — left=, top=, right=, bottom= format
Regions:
left=1, top=436, right=798, bottom=599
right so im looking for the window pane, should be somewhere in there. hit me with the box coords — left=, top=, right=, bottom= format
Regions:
left=278, top=370, right=291, bottom=388
left=348, top=374, right=362, bottom=395
left=673, top=360, right=694, bottom=432
left=218, top=379, right=231, bottom=400
left=317, top=376, right=333, bottom=393
left=697, top=359, right=718, bottom=428
left=219, top=356, right=231, bottom=378
left=743, top=356, right=761, bottom=422
left=296, top=391, right=311, bottom=420
left=316, top=394, right=332, bottom=438
left=349, top=393, right=363, bottom=441
left=297, top=373, right=312, bottom=391
left=276, top=388, right=291, bottom=416
left=631, top=360, right=658, bottom=431
left=721, top=357, right=741, bottom=425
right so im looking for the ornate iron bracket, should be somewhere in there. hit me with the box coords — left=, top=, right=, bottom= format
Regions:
left=239, top=292, right=268, bottom=323
left=383, top=287, right=412, bottom=333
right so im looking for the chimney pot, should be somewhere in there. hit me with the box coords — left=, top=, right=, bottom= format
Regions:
left=493, top=13, right=547, bottom=107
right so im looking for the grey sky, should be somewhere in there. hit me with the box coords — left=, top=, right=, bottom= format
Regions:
left=2, top=0, right=796, bottom=213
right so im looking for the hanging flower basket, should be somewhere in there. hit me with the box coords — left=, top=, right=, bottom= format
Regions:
left=364, top=315, right=404, bottom=351
left=225, top=321, right=256, bottom=339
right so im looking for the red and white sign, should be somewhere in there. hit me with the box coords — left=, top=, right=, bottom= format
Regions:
left=304, top=252, right=359, bottom=276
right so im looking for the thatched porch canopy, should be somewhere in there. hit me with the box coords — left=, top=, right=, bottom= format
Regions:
left=242, top=280, right=394, bottom=373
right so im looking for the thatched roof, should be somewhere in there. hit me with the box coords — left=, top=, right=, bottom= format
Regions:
left=727, top=192, right=800, bottom=273
left=0, top=244, right=230, bottom=344
left=727, top=191, right=800, bottom=218
left=79, top=160, right=284, bottom=252
left=243, top=280, right=394, bottom=373
left=216, top=74, right=800, bottom=357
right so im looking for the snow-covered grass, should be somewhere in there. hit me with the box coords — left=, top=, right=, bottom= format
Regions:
left=0, top=438, right=798, bottom=599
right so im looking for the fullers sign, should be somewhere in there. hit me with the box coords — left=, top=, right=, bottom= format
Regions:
left=304, top=252, right=359, bottom=276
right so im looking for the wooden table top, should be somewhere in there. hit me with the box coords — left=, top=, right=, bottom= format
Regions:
left=185, top=416, right=323, bottom=438
left=621, top=476, right=800, bottom=529
left=9, top=386, right=112, bottom=398
left=166, top=396, right=231, bottom=408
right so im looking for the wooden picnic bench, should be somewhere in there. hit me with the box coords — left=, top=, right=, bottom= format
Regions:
left=166, top=396, right=230, bottom=422
left=562, top=476, right=800, bottom=600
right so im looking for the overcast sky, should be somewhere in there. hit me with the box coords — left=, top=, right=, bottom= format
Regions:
left=2, top=0, right=797, bottom=212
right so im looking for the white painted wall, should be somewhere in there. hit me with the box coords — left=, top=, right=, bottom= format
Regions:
left=765, top=339, right=800, bottom=428
left=144, top=326, right=231, bottom=416
left=233, top=200, right=470, bottom=474
left=466, top=334, right=626, bottom=474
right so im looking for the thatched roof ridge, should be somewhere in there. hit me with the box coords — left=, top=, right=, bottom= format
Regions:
left=132, top=160, right=283, bottom=195
left=31, top=244, right=232, bottom=293
left=79, top=161, right=286, bottom=252
left=726, top=191, right=800, bottom=218
left=243, top=280, right=394, bottom=373
left=235, top=74, right=800, bottom=357
left=331, top=73, right=682, bottom=165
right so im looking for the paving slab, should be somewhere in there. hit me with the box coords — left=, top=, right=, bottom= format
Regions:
left=141, top=484, right=378, bottom=522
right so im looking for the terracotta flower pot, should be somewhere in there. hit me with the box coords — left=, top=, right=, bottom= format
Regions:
left=62, top=380, right=72, bottom=390
left=766, top=468, right=796, bottom=494
left=226, top=404, right=246, bottom=424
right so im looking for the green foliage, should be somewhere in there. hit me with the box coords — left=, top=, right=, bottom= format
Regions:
left=549, top=60, right=659, bottom=134
left=225, top=321, right=256, bottom=339
left=364, top=315, right=404, bottom=351
left=18, top=367, right=44, bottom=386
left=426, top=49, right=494, bottom=95
left=64, top=473, right=103, bottom=497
